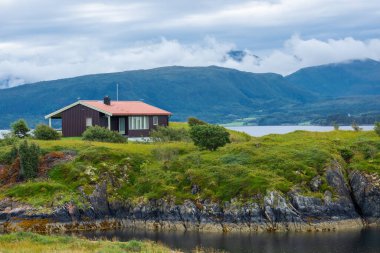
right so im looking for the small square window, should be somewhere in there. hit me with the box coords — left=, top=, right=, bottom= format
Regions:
left=153, top=116, right=158, bottom=125
left=86, top=117, right=92, bottom=127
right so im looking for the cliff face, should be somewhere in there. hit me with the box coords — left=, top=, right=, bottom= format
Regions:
left=1, top=166, right=379, bottom=233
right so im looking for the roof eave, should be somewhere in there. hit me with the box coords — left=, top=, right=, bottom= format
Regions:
left=45, top=101, right=113, bottom=119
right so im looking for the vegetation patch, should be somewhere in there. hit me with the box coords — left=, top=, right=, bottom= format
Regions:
left=0, top=123, right=379, bottom=206
left=0, top=232, right=175, bottom=253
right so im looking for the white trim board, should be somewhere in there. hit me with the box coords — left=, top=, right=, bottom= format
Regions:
left=44, top=101, right=112, bottom=119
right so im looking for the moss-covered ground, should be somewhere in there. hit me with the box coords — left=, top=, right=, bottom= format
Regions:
left=0, top=123, right=379, bottom=207
left=0, top=232, right=176, bottom=253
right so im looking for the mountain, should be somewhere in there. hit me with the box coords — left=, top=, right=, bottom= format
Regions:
left=0, top=76, right=25, bottom=89
left=0, top=66, right=311, bottom=128
left=0, top=59, right=379, bottom=128
left=285, top=59, right=380, bottom=97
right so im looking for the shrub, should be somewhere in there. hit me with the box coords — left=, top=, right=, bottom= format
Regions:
left=351, top=121, right=362, bottom=132
left=333, top=122, right=339, bottom=131
left=187, top=117, right=207, bottom=127
left=33, top=124, right=61, bottom=140
left=150, top=126, right=190, bottom=142
left=11, top=119, right=30, bottom=138
left=18, top=140, right=40, bottom=180
left=340, top=148, right=354, bottom=163
left=0, top=132, right=20, bottom=146
left=82, top=126, right=126, bottom=143
left=375, top=122, right=380, bottom=136
left=189, top=124, right=230, bottom=151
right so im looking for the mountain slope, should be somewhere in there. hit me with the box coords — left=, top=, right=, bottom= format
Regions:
left=0, top=66, right=310, bottom=128
left=285, top=59, right=380, bottom=97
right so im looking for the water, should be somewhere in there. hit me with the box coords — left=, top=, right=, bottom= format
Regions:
left=72, top=228, right=380, bottom=253
left=226, top=125, right=374, bottom=137
left=0, top=130, right=10, bottom=139
left=0, top=125, right=374, bottom=139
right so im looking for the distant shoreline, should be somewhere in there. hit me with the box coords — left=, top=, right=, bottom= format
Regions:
left=0, top=125, right=375, bottom=139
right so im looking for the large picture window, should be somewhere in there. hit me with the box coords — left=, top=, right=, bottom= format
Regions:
left=128, top=116, right=149, bottom=130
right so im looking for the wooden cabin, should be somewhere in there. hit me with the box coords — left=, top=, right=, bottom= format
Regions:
left=45, top=97, right=171, bottom=137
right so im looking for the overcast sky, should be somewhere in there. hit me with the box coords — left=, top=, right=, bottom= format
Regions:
left=1, top=0, right=380, bottom=87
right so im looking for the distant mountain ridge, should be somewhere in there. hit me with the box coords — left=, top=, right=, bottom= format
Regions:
left=0, top=59, right=379, bottom=128
left=286, top=59, right=380, bottom=97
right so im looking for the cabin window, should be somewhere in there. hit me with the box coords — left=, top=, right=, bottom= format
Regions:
left=153, top=116, right=158, bottom=125
left=85, top=117, right=92, bottom=127
left=128, top=116, right=149, bottom=130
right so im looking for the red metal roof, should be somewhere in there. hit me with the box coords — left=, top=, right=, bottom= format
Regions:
left=81, top=101, right=171, bottom=116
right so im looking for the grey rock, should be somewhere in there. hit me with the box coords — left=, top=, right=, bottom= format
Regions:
left=350, top=171, right=380, bottom=224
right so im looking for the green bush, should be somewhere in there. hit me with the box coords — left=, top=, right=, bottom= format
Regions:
left=18, top=140, right=40, bottom=180
left=375, top=122, right=380, bottom=136
left=187, top=117, right=207, bottom=127
left=11, top=119, right=30, bottom=138
left=82, top=126, right=126, bottom=143
left=189, top=124, right=230, bottom=151
left=33, top=124, right=61, bottom=140
left=340, top=148, right=354, bottom=163
left=150, top=126, right=190, bottom=142
left=0, top=132, right=20, bottom=146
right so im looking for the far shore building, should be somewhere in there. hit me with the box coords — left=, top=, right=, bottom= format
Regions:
left=45, top=97, right=171, bottom=137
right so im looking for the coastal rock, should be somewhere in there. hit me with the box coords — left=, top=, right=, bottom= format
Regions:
left=349, top=171, right=380, bottom=225
left=310, top=176, right=322, bottom=191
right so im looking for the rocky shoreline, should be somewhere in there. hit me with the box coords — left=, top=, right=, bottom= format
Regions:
left=1, top=165, right=379, bottom=233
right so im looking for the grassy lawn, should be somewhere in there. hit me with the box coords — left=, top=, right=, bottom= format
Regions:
left=0, top=124, right=379, bottom=207
left=0, top=232, right=176, bottom=253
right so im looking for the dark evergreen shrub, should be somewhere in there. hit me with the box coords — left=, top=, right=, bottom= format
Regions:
left=189, top=124, right=230, bottom=151
left=18, top=140, right=40, bottom=180
left=82, top=126, right=126, bottom=143
left=33, top=124, right=61, bottom=140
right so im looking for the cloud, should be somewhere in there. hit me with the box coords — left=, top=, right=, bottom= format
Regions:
left=1, top=35, right=380, bottom=88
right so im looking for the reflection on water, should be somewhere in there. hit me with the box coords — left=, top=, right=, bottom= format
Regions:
left=72, top=228, right=380, bottom=253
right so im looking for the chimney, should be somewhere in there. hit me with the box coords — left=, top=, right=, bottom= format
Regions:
left=103, top=96, right=111, bottom=105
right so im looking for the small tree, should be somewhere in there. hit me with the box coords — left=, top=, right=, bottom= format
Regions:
left=333, top=122, right=339, bottom=131
left=351, top=121, right=361, bottom=132
left=375, top=122, right=380, bottom=136
left=189, top=124, right=230, bottom=151
left=33, top=124, right=60, bottom=140
left=188, top=117, right=207, bottom=127
left=11, top=119, right=30, bottom=138
left=18, top=140, right=40, bottom=180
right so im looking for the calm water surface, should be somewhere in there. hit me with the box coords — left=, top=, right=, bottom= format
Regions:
left=226, top=125, right=374, bottom=137
left=72, top=228, right=380, bottom=253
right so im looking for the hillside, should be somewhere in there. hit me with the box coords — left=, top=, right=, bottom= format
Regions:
left=0, top=125, right=379, bottom=232
left=0, top=60, right=380, bottom=127
left=286, top=59, right=380, bottom=97
left=0, top=66, right=310, bottom=128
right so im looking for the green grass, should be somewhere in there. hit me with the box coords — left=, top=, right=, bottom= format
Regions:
left=0, top=232, right=175, bottom=253
left=0, top=128, right=379, bottom=206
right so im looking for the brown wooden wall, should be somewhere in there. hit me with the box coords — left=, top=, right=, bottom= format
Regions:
left=128, top=115, right=169, bottom=137
left=61, top=105, right=169, bottom=138
left=61, top=104, right=102, bottom=137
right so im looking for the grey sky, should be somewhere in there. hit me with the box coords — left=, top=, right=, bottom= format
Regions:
left=1, top=0, right=380, bottom=87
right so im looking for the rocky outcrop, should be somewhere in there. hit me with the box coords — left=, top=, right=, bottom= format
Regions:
left=349, top=171, right=380, bottom=225
left=1, top=165, right=379, bottom=233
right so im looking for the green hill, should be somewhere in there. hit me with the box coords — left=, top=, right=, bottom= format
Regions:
left=0, top=66, right=310, bottom=128
left=286, top=59, right=380, bottom=97
left=0, top=60, right=380, bottom=128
